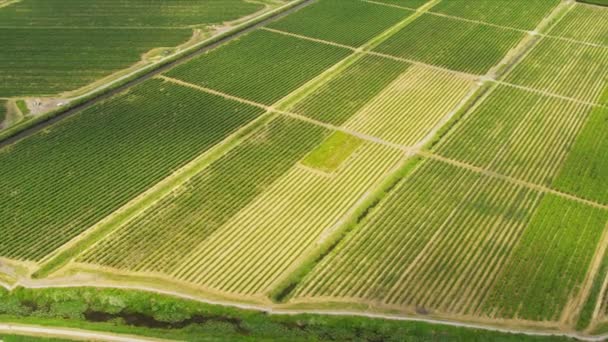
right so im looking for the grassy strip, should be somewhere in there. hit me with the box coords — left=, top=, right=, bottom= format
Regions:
left=32, top=112, right=278, bottom=279
left=578, top=0, right=608, bottom=6
left=0, top=335, right=72, bottom=342
left=577, top=251, right=608, bottom=331
left=0, top=287, right=572, bottom=341
left=15, top=100, right=29, bottom=116
left=425, top=82, right=494, bottom=150
left=0, top=0, right=308, bottom=144
left=270, top=155, right=424, bottom=303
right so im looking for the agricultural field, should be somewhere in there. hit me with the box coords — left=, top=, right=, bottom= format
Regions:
left=429, top=0, right=560, bottom=30
left=0, top=79, right=263, bottom=261
left=505, top=37, right=608, bottom=105
left=165, top=29, right=351, bottom=105
left=2, top=0, right=608, bottom=340
left=549, top=3, right=608, bottom=45
left=0, top=0, right=277, bottom=97
left=435, top=84, right=594, bottom=186
left=267, top=0, right=412, bottom=46
left=374, top=13, right=524, bottom=74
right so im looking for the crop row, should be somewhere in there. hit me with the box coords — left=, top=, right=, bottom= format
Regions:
left=435, top=84, right=593, bottom=186
left=165, top=29, right=351, bottom=105
left=506, top=37, right=608, bottom=105
left=0, top=79, right=263, bottom=261
left=374, top=13, right=524, bottom=75
left=79, top=117, right=330, bottom=272
left=293, top=160, right=541, bottom=316
left=548, top=3, right=608, bottom=46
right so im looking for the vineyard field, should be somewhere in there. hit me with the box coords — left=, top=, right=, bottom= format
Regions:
left=0, top=0, right=264, bottom=27
left=342, top=64, right=475, bottom=146
left=165, top=30, right=351, bottom=105
left=435, top=85, right=593, bottom=186
left=81, top=130, right=403, bottom=296
left=293, top=159, right=543, bottom=316
left=553, top=106, right=608, bottom=205
left=0, top=79, right=263, bottom=261
left=374, top=13, right=524, bottom=74
left=548, top=3, right=608, bottom=46
left=267, top=0, right=412, bottom=47
left=430, top=0, right=560, bottom=30
left=0, top=100, right=6, bottom=124
left=289, top=55, right=411, bottom=126
left=79, top=117, right=330, bottom=273
left=506, top=37, right=608, bottom=105
left=0, top=28, right=191, bottom=97
left=371, top=0, right=430, bottom=9
left=483, top=195, right=608, bottom=321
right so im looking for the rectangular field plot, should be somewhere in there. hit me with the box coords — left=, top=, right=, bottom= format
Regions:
left=165, top=30, right=351, bottom=105
left=0, top=79, right=263, bottom=261
left=505, top=37, right=608, bottom=105
left=483, top=195, right=608, bottom=321
left=553, top=106, right=608, bottom=205
left=342, top=64, right=476, bottom=146
left=374, top=14, right=524, bottom=74
left=435, top=85, right=593, bottom=186
left=430, top=0, right=560, bottom=30
left=288, top=55, right=411, bottom=126
left=267, top=0, right=412, bottom=47
left=292, top=160, right=544, bottom=316
left=548, top=4, right=608, bottom=46
left=0, top=28, right=191, bottom=97
left=80, top=123, right=403, bottom=297
left=0, top=0, right=264, bottom=27
left=79, top=117, right=329, bottom=273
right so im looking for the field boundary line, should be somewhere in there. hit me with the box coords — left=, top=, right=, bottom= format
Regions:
left=261, top=27, right=358, bottom=50
left=0, top=323, right=166, bottom=342
left=159, top=75, right=410, bottom=152
left=419, top=151, right=608, bottom=211
left=360, top=0, right=418, bottom=11
left=495, top=81, right=608, bottom=109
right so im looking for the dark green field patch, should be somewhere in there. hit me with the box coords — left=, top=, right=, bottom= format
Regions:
left=166, top=30, right=351, bottom=105
left=0, top=79, right=264, bottom=261
left=268, top=0, right=412, bottom=46
left=374, top=14, right=524, bottom=74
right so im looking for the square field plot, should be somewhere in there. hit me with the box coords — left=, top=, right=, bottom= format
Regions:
left=0, top=79, right=264, bottom=262
left=506, top=37, right=608, bottom=105
left=430, top=0, right=560, bottom=30
left=165, top=30, right=351, bottom=105
left=293, top=159, right=607, bottom=322
left=267, top=0, right=412, bottom=47
left=435, top=85, right=594, bottom=186
left=548, top=3, right=608, bottom=46
left=374, top=14, right=524, bottom=74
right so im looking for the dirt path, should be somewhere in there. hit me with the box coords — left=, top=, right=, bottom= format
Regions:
left=0, top=323, right=165, bottom=342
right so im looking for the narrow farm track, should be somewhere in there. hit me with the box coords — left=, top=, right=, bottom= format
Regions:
left=0, top=323, right=165, bottom=342
left=0, top=0, right=315, bottom=149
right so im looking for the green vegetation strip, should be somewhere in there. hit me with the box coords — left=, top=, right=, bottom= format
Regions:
left=301, top=131, right=363, bottom=173
left=577, top=251, right=608, bottom=331
left=0, top=287, right=572, bottom=341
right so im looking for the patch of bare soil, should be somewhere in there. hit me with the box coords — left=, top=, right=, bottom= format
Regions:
left=26, top=97, right=68, bottom=116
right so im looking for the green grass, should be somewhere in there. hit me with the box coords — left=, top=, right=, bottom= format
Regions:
left=289, top=54, right=410, bottom=125
left=267, top=0, right=412, bottom=46
left=0, top=100, right=6, bottom=123
left=0, top=287, right=573, bottom=341
left=78, top=117, right=329, bottom=273
left=435, top=85, right=593, bottom=186
left=578, top=0, right=608, bottom=6
left=0, top=0, right=263, bottom=27
left=374, top=14, right=524, bottom=74
left=430, top=0, right=560, bottom=30
left=372, top=0, right=430, bottom=9
left=14, top=100, right=28, bottom=116
left=483, top=195, right=608, bottom=321
left=0, top=79, right=263, bottom=262
left=0, top=335, right=72, bottom=342
left=166, top=29, right=351, bottom=105
left=0, top=28, right=191, bottom=97
left=553, top=105, right=608, bottom=205
left=301, top=131, right=363, bottom=172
